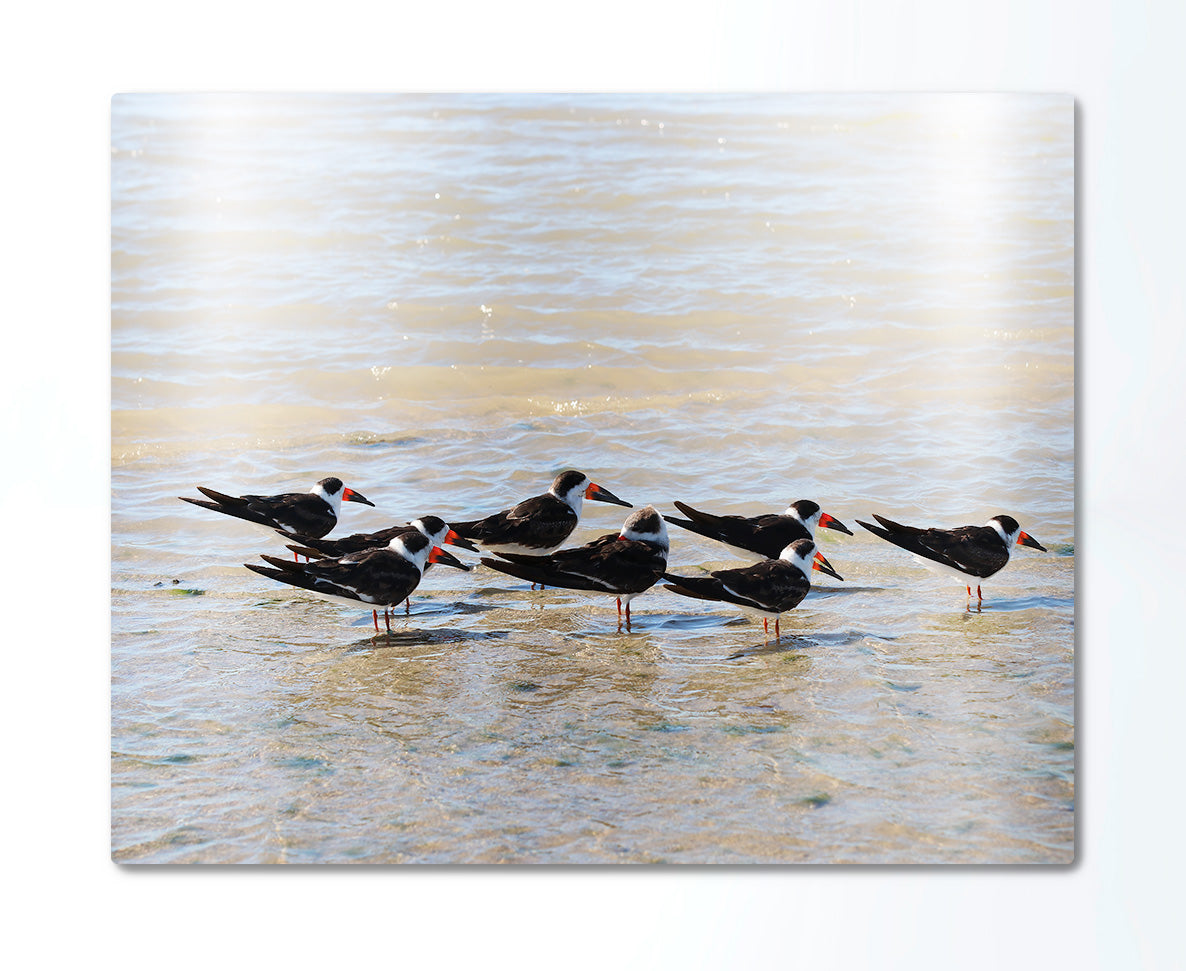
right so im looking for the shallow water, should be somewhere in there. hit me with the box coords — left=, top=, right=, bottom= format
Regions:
left=111, top=93, right=1074, bottom=863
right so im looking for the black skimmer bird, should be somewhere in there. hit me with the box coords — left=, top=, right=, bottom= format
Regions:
left=180, top=477, right=375, bottom=544
left=245, top=531, right=469, bottom=634
left=856, top=513, right=1047, bottom=605
left=663, top=538, right=842, bottom=642
left=280, top=515, right=479, bottom=560
left=452, top=470, right=631, bottom=557
left=282, top=515, right=478, bottom=614
left=479, top=505, right=668, bottom=630
left=664, top=499, right=852, bottom=561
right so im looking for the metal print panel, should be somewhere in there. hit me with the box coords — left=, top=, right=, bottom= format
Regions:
left=111, top=94, right=1074, bottom=863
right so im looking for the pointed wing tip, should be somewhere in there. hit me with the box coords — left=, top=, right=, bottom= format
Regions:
left=870, top=513, right=911, bottom=531
left=259, top=553, right=301, bottom=570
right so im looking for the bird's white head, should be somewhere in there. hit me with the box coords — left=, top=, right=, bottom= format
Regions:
left=779, top=538, right=844, bottom=582
left=779, top=538, right=818, bottom=572
left=311, top=477, right=346, bottom=514
left=986, top=515, right=1022, bottom=549
left=619, top=505, right=669, bottom=550
left=411, top=515, right=450, bottom=547
left=311, top=476, right=373, bottom=514
left=987, top=515, right=1046, bottom=553
left=550, top=470, right=591, bottom=514
left=391, top=531, right=433, bottom=572
left=783, top=499, right=823, bottom=533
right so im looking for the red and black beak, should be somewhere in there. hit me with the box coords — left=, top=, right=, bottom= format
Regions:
left=811, top=550, right=844, bottom=582
left=585, top=482, right=632, bottom=508
left=343, top=488, right=375, bottom=507
left=428, top=546, right=470, bottom=571
left=444, top=528, right=480, bottom=552
left=819, top=512, right=853, bottom=536
left=1017, top=531, right=1046, bottom=552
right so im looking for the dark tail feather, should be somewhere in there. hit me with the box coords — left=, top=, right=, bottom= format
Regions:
left=661, top=573, right=723, bottom=602
left=856, top=519, right=892, bottom=541
left=672, top=501, right=727, bottom=527
left=491, top=550, right=550, bottom=566
left=259, top=553, right=306, bottom=573
left=872, top=513, right=921, bottom=534
left=179, top=496, right=222, bottom=512
left=196, top=486, right=248, bottom=506
left=245, top=562, right=293, bottom=583
left=664, top=508, right=714, bottom=540
left=480, top=556, right=606, bottom=593
left=286, top=543, right=327, bottom=560
left=662, top=582, right=718, bottom=603
left=480, top=556, right=547, bottom=585
left=858, top=518, right=931, bottom=561
left=182, top=490, right=271, bottom=528
left=245, top=561, right=324, bottom=596
left=672, top=500, right=706, bottom=520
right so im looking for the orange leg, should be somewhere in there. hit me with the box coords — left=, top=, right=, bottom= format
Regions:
left=372, top=609, right=380, bottom=632
left=774, top=617, right=781, bottom=641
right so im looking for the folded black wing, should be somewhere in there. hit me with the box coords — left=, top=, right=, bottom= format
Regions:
left=860, top=514, right=1008, bottom=578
